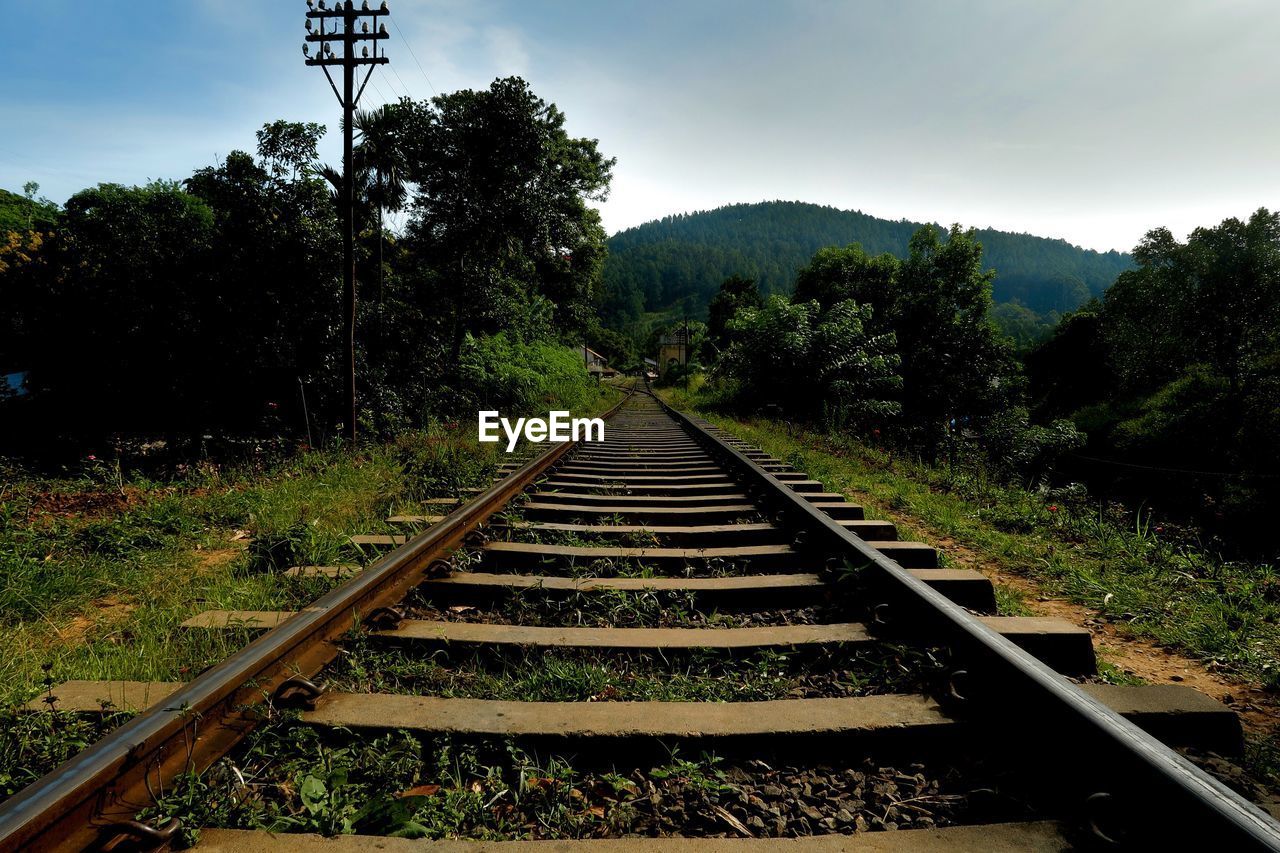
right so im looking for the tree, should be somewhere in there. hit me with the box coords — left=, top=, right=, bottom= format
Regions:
left=396, top=77, right=615, bottom=348
left=1097, top=210, right=1280, bottom=492
left=1025, top=303, right=1110, bottom=420
left=792, top=243, right=898, bottom=333
left=1105, top=211, right=1280, bottom=399
left=706, top=275, right=763, bottom=355
left=23, top=181, right=216, bottom=432
left=1017, top=209, right=1280, bottom=547
left=352, top=105, right=409, bottom=304
left=585, top=325, right=634, bottom=368
left=256, top=120, right=326, bottom=180
left=184, top=147, right=341, bottom=429
left=894, top=225, right=1017, bottom=451
left=0, top=186, right=59, bottom=234
left=723, top=295, right=900, bottom=429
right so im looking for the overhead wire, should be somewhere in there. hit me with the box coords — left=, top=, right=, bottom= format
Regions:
left=390, top=16, right=438, bottom=96
left=387, top=63, right=415, bottom=101
left=375, top=66, right=407, bottom=101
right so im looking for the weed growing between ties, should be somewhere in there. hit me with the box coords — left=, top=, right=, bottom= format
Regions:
left=404, top=586, right=857, bottom=629
left=140, top=724, right=1035, bottom=845
left=0, top=667, right=138, bottom=803
left=323, top=633, right=947, bottom=702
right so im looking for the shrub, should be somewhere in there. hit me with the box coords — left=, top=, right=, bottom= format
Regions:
left=721, top=296, right=900, bottom=430
left=982, top=406, right=1085, bottom=482
left=456, top=334, right=597, bottom=415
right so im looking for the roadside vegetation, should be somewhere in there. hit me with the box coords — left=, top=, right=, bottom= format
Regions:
left=0, top=378, right=622, bottom=788
left=661, top=395, right=1280, bottom=691
left=0, top=436, right=465, bottom=709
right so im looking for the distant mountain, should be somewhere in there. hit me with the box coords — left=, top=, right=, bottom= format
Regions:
left=600, top=201, right=1133, bottom=329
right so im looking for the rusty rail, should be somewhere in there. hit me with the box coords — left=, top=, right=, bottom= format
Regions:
left=7, top=378, right=1280, bottom=850
left=0, top=385, right=633, bottom=852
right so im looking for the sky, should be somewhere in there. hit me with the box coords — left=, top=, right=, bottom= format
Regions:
left=3, top=0, right=1279, bottom=252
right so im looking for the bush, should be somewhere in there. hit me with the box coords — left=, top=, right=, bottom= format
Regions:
left=982, top=406, right=1085, bottom=482
left=456, top=334, right=598, bottom=415
left=393, top=428, right=497, bottom=503
left=721, top=296, right=900, bottom=430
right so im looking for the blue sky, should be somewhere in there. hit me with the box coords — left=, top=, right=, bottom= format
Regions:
left=4, top=0, right=1279, bottom=251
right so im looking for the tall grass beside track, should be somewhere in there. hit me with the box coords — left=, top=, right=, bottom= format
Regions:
left=0, top=379, right=625, bottom=710
left=657, top=387, right=1280, bottom=692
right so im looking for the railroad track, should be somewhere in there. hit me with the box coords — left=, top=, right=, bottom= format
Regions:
left=5, top=383, right=1280, bottom=851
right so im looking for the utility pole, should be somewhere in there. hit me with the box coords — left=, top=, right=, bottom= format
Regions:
left=304, top=0, right=390, bottom=444
left=683, top=316, right=690, bottom=391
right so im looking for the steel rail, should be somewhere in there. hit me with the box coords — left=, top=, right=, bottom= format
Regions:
left=0, top=385, right=633, bottom=852
left=654, top=391, right=1280, bottom=851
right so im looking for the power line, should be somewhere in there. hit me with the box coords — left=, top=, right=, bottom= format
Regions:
left=390, top=16, right=437, bottom=95
left=386, top=62, right=415, bottom=101
left=366, top=73, right=392, bottom=106
left=375, top=65, right=406, bottom=100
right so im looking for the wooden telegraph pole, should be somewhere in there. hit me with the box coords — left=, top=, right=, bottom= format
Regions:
left=304, top=0, right=390, bottom=444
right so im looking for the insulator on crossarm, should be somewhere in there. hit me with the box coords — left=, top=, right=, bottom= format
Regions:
left=379, top=23, right=387, bottom=34
left=363, top=46, right=369, bottom=57
left=303, top=44, right=310, bottom=55
left=380, top=1, right=389, bottom=12
left=362, top=21, right=369, bottom=32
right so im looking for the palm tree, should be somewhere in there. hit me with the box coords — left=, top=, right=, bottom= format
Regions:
left=319, top=104, right=408, bottom=303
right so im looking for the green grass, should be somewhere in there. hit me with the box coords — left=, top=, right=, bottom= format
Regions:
left=659, top=388, right=1280, bottom=692
left=0, top=381, right=627, bottom=712
left=139, top=722, right=739, bottom=846
left=0, top=441, right=479, bottom=709
left=324, top=637, right=944, bottom=702
left=0, top=380, right=628, bottom=802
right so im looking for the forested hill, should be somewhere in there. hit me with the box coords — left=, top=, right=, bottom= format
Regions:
left=0, top=188, right=58, bottom=233
left=600, top=201, right=1133, bottom=325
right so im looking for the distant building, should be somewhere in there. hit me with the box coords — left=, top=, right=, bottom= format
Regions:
left=657, top=328, right=690, bottom=371
left=643, top=357, right=659, bottom=379
left=580, top=345, right=618, bottom=379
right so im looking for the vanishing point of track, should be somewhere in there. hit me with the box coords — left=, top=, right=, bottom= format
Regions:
left=3, top=382, right=1279, bottom=851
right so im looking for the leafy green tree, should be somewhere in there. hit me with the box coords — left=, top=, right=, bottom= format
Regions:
left=396, top=77, right=615, bottom=347
left=792, top=243, right=898, bottom=332
left=894, top=225, right=1018, bottom=451
left=723, top=296, right=900, bottom=429
left=353, top=105, right=408, bottom=305
left=1095, top=211, right=1280, bottom=529
left=0, top=186, right=59, bottom=234
left=19, top=181, right=216, bottom=432
left=585, top=325, right=634, bottom=368
left=1105, top=211, right=1280, bottom=399
left=1017, top=209, right=1280, bottom=548
left=256, top=120, right=326, bottom=179
left=185, top=147, right=341, bottom=426
left=990, top=302, right=1055, bottom=351
left=1025, top=303, right=1109, bottom=420
left=706, top=275, right=763, bottom=355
